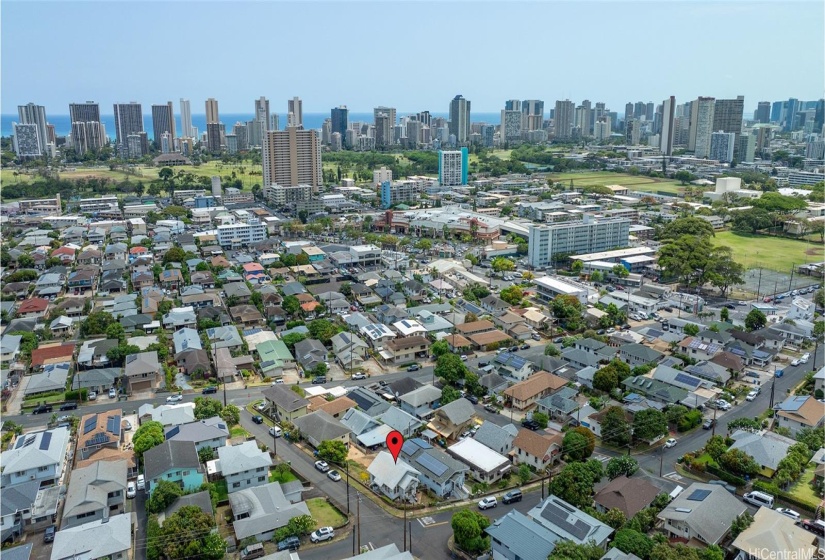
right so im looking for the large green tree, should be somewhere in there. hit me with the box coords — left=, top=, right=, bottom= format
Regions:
left=317, top=440, right=348, bottom=464
left=548, top=460, right=603, bottom=508
left=451, top=509, right=490, bottom=555
left=657, top=235, right=715, bottom=288
left=601, top=406, right=632, bottom=447
left=612, top=528, right=654, bottom=559
left=605, top=455, right=639, bottom=479
left=744, top=308, right=767, bottom=331
left=434, top=353, right=468, bottom=384
left=708, top=246, right=745, bottom=297
left=133, top=420, right=165, bottom=459
left=548, top=540, right=604, bottom=560
left=660, top=216, right=715, bottom=239
left=632, top=409, right=668, bottom=442
left=156, top=505, right=224, bottom=560
left=194, top=397, right=223, bottom=420
left=146, top=479, right=184, bottom=513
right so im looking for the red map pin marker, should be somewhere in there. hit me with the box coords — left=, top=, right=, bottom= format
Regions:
left=386, top=430, right=404, bottom=463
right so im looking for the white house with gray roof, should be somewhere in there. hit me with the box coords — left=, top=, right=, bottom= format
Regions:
left=368, top=451, right=421, bottom=502
left=399, top=384, right=442, bottom=419
left=229, top=482, right=310, bottom=542
left=50, top=513, right=132, bottom=560
left=218, top=441, right=273, bottom=493
left=658, top=482, right=746, bottom=545
left=487, top=509, right=560, bottom=560
left=61, top=459, right=127, bottom=529
left=473, top=422, right=518, bottom=455
left=399, top=438, right=467, bottom=499
left=0, top=427, right=70, bottom=488
left=165, top=417, right=229, bottom=453
left=527, top=495, right=613, bottom=548
left=293, top=410, right=351, bottom=448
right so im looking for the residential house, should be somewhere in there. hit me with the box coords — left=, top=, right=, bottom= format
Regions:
left=399, top=438, right=468, bottom=499
left=428, top=398, right=476, bottom=441
left=72, top=368, right=122, bottom=397
left=308, top=396, right=357, bottom=419
left=341, top=408, right=393, bottom=449
left=190, top=270, right=215, bottom=288
left=367, top=451, right=421, bottom=502
left=158, top=491, right=213, bottom=524
left=262, top=385, right=309, bottom=423
left=66, top=270, right=97, bottom=294
left=206, top=325, right=243, bottom=349
left=593, top=475, right=660, bottom=518
left=375, top=305, right=408, bottom=326
left=294, top=338, right=327, bottom=374
left=731, top=507, right=819, bottom=560
left=162, top=306, right=197, bottom=330
left=230, top=305, right=265, bottom=328
left=377, top=406, right=423, bottom=439
left=331, top=331, right=370, bottom=370
left=618, top=343, right=663, bottom=367
left=76, top=411, right=123, bottom=461
left=512, top=429, right=563, bottom=471
left=165, top=418, right=229, bottom=454
left=398, top=384, right=442, bottom=419
left=0, top=334, right=22, bottom=364
left=77, top=249, right=102, bottom=265
left=143, top=440, right=204, bottom=495
left=1, top=481, right=52, bottom=543
left=494, top=352, right=535, bottom=381
left=347, top=387, right=391, bottom=417
left=447, top=437, right=511, bottom=484
left=709, top=351, right=745, bottom=376
left=172, top=328, right=202, bottom=355
left=223, top=282, right=252, bottom=303
left=412, top=309, right=453, bottom=335
left=1, top=282, right=30, bottom=300
left=526, top=495, right=613, bottom=547
left=218, top=441, right=273, bottom=493
left=685, top=360, right=731, bottom=385
left=54, top=297, right=86, bottom=318
left=61, top=460, right=127, bottom=529
left=0, top=428, right=70, bottom=488
left=50, top=514, right=132, bottom=560
left=536, top=386, right=581, bottom=421
left=455, top=319, right=497, bottom=338
left=124, top=351, right=160, bottom=392
left=486, top=510, right=560, bottom=560
left=473, top=422, right=519, bottom=455
left=228, top=482, right=310, bottom=542
left=503, top=372, right=567, bottom=411
left=138, top=402, right=196, bottom=427
left=29, top=343, right=75, bottom=371
left=728, top=429, right=796, bottom=477
left=775, top=395, right=825, bottom=436
left=16, top=298, right=49, bottom=319
left=658, top=482, right=746, bottom=545
left=360, top=323, right=397, bottom=349
left=25, top=362, right=70, bottom=396
left=380, top=335, right=430, bottom=365
left=480, top=294, right=510, bottom=316
left=176, top=348, right=212, bottom=377
left=76, top=338, right=118, bottom=370
left=293, top=410, right=351, bottom=448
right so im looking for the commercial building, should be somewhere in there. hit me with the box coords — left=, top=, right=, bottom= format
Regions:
left=534, top=276, right=590, bottom=304
left=381, top=181, right=419, bottom=208
left=501, top=108, right=522, bottom=144
left=179, top=98, right=193, bottom=137
left=755, top=101, right=771, bottom=124
left=527, top=215, right=630, bottom=268
left=12, top=123, right=41, bottom=158
left=263, top=184, right=313, bottom=207
left=713, top=96, right=745, bottom=158
left=660, top=96, right=676, bottom=156
left=522, top=99, right=544, bottom=132
left=262, top=127, right=322, bottom=189
left=449, top=95, right=471, bottom=144
left=624, top=118, right=640, bottom=145
left=288, top=96, right=303, bottom=127
left=554, top=99, right=575, bottom=140
left=216, top=222, right=267, bottom=248
left=373, top=166, right=392, bottom=185
left=738, top=133, right=756, bottom=163
left=438, top=148, right=468, bottom=186
left=331, top=105, right=349, bottom=142
left=69, top=102, right=104, bottom=155
left=205, top=98, right=219, bottom=124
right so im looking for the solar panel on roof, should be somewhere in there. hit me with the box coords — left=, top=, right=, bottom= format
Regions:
left=39, top=431, right=52, bottom=450
left=18, top=434, right=36, bottom=448
left=674, top=373, right=700, bottom=388
left=687, top=489, right=711, bottom=501
left=166, top=426, right=180, bottom=439
left=540, top=501, right=591, bottom=541
left=84, top=416, right=98, bottom=434
left=107, top=415, right=121, bottom=436
left=88, top=433, right=110, bottom=446
left=416, top=452, right=448, bottom=477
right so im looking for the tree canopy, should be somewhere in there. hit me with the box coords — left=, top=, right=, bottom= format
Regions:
left=451, top=509, right=490, bottom=554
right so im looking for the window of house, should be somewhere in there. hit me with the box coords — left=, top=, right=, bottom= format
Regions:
left=182, top=471, right=189, bottom=476
left=233, top=482, right=240, bottom=488
left=38, top=466, right=49, bottom=472
left=258, top=476, right=265, bottom=482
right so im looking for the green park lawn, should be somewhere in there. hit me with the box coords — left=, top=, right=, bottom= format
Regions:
left=714, top=231, right=821, bottom=271
left=306, top=498, right=347, bottom=527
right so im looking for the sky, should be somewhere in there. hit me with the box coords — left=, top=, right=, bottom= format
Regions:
left=2, top=0, right=823, bottom=116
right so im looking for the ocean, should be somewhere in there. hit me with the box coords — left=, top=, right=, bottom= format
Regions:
left=1, top=112, right=505, bottom=140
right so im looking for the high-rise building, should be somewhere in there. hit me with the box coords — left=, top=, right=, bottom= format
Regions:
left=331, top=106, right=349, bottom=144
left=160, top=132, right=173, bottom=154
left=288, top=97, right=303, bottom=127
left=113, top=102, right=144, bottom=157
left=580, top=100, right=592, bottom=135
left=255, top=97, right=270, bottom=130
left=625, top=118, right=640, bottom=146
left=527, top=217, right=631, bottom=268
left=738, top=133, right=756, bottom=163
left=504, top=100, right=521, bottom=111
left=438, top=148, right=468, bottom=186
left=633, top=102, right=645, bottom=119
left=151, top=102, right=176, bottom=149
left=270, top=114, right=280, bottom=132
left=784, top=98, right=800, bottom=131
left=770, top=101, right=783, bottom=124
left=501, top=106, right=522, bottom=144
left=69, top=102, right=103, bottom=154
left=755, top=126, right=771, bottom=156
left=205, top=98, right=220, bottom=124
left=69, top=101, right=100, bottom=124
left=689, top=97, right=715, bottom=157
left=261, top=127, right=322, bottom=189
left=522, top=100, right=544, bottom=132
left=12, top=123, right=41, bottom=158
left=660, top=96, right=676, bottom=156
left=624, top=103, right=634, bottom=124
left=206, top=123, right=222, bottom=152
left=710, top=131, right=736, bottom=163
left=554, top=100, right=575, bottom=140
left=232, top=122, right=249, bottom=151
left=814, top=99, right=824, bottom=132
left=180, top=98, right=193, bottom=137
left=374, top=112, right=392, bottom=148
left=17, top=103, right=48, bottom=154
left=645, top=102, right=654, bottom=122
left=449, top=95, right=471, bottom=145
left=713, top=96, right=745, bottom=158
left=594, top=117, right=611, bottom=141
left=755, top=102, right=771, bottom=124
left=806, top=140, right=825, bottom=160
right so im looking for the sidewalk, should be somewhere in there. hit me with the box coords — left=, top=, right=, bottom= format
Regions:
left=6, top=375, right=30, bottom=415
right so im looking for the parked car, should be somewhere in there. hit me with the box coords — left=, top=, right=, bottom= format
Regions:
left=702, top=418, right=716, bottom=430
left=521, top=419, right=540, bottom=431
left=166, top=394, right=183, bottom=403
left=664, top=438, right=677, bottom=448
left=800, top=519, right=825, bottom=536
left=478, top=497, right=497, bottom=510
left=460, top=355, right=469, bottom=361
left=269, top=426, right=282, bottom=437
left=776, top=508, right=801, bottom=522
left=484, top=404, right=498, bottom=413
left=251, top=415, right=264, bottom=424
left=310, top=527, right=335, bottom=543
left=407, top=364, right=420, bottom=372
left=746, top=390, right=758, bottom=401
left=32, top=405, right=53, bottom=414
left=519, top=344, right=530, bottom=350
left=791, top=358, right=801, bottom=366
left=502, top=490, right=522, bottom=504
left=255, top=402, right=267, bottom=411
left=509, top=346, right=519, bottom=353
left=312, top=376, right=327, bottom=385
left=88, top=391, right=97, bottom=400
left=553, top=337, right=564, bottom=343
left=531, top=333, right=541, bottom=341
left=202, top=386, right=218, bottom=394
left=351, top=372, right=367, bottom=380
left=136, top=474, right=145, bottom=490
left=240, top=543, right=266, bottom=559
left=314, top=460, right=330, bottom=473
left=478, top=361, right=489, bottom=367
left=44, top=525, right=56, bottom=543
left=108, top=388, right=117, bottom=398
left=466, top=395, right=478, bottom=405
left=126, top=481, right=136, bottom=499
left=277, top=536, right=301, bottom=551
left=716, top=399, right=731, bottom=411
left=801, top=353, right=810, bottom=364
left=328, top=470, right=342, bottom=482
left=59, top=402, right=78, bottom=411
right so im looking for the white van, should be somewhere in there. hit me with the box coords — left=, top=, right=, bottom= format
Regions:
left=801, top=353, right=810, bottom=364
left=742, top=490, right=774, bottom=508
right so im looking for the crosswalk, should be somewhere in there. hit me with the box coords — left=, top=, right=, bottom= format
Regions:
left=418, top=516, right=436, bottom=527
left=663, top=471, right=683, bottom=482
left=592, top=453, right=610, bottom=463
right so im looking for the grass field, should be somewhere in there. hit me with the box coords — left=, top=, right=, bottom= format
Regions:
left=714, top=231, right=821, bottom=270
left=547, top=171, right=686, bottom=195
left=787, top=466, right=821, bottom=510
left=306, top=498, right=347, bottom=528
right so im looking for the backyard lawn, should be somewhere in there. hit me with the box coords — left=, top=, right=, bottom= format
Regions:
left=306, top=497, right=347, bottom=528
left=714, top=231, right=821, bottom=271
left=787, top=465, right=822, bottom=510
left=229, top=426, right=251, bottom=439
left=269, top=468, right=298, bottom=484
left=213, top=479, right=229, bottom=503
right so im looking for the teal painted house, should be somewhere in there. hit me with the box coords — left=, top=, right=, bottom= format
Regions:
left=143, top=440, right=204, bottom=495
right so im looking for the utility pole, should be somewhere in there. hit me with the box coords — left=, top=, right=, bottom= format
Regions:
left=403, top=501, right=407, bottom=551
left=659, top=446, right=664, bottom=477
left=756, top=268, right=762, bottom=300
left=769, top=377, right=776, bottom=410
left=357, top=493, right=361, bottom=552
left=711, top=406, right=717, bottom=437
left=272, top=426, right=277, bottom=458
left=409, top=521, right=412, bottom=555
left=788, top=264, right=795, bottom=292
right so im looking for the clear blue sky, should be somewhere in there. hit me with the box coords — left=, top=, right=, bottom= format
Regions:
left=2, top=0, right=823, bottom=115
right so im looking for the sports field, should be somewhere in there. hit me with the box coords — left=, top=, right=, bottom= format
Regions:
left=714, top=231, right=822, bottom=271
left=547, top=171, right=686, bottom=195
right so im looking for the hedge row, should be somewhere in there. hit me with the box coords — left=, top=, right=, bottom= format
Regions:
left=706, top=464, right=747, bottom=487
left=752, top=480, right=818, bottom=513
